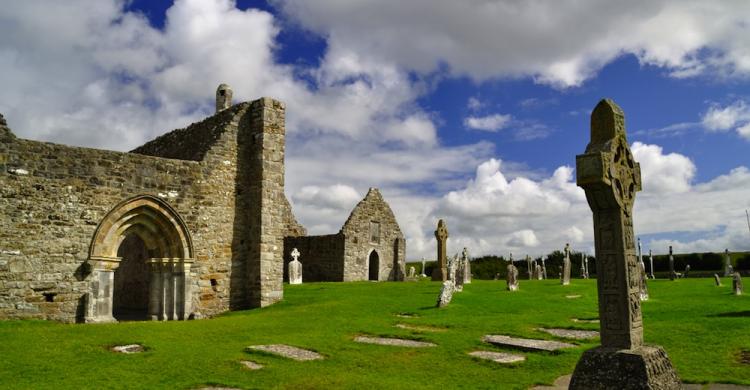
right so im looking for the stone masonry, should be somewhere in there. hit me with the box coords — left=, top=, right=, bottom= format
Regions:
left=0, top=89, right=307, bottom=323
left=284, top=188, right=405, bottom=282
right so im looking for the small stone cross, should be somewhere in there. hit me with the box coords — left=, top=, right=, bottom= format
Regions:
left=291, top=248, right=300, bottom=262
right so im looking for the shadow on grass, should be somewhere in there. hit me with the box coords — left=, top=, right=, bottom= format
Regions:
left=709, top=311, right=750, bottom=318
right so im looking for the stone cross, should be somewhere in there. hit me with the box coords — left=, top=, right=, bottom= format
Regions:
left=541, top=256, right=547, bottom=279
left=583, top=256, right=589, bottom=279
left=535, top=263, right=543, bottom=280
left=506, top=263, right=519, bottom=291
left=724, top=249, right=731, bottom=277
left=733, top=272, right=743, bottom=295
left=668, top=246, right=676, bottom=281
left=420, top=257, right=427, bottom=277
left=649, top=249, right=655, bottom=279
left=570, top=99, right=679, bottom=388
left=432, top=219, right=449, bottom=281
left=408, top=266, right=416, bottom=279
left=561, top=244, right=571, bottom=285
left=288, top=248, right=302, bottom=285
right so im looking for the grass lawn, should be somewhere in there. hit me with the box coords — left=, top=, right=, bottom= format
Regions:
left=0, top=278, right=748, bottom=389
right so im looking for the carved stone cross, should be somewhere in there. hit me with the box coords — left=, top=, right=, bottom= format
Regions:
left=432, top=219, right=449, bottom=281
left=571, top=99, right=679, bottom=389
left=291, top=248, right=300, bottom=262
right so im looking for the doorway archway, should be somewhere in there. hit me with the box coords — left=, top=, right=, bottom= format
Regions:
left=368, top=250, right=380, bottom=281
left=85, top=195, right=194, bottom=323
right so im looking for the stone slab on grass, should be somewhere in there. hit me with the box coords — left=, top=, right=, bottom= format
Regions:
left=354, top=336, right=436, bottom=348
left=530, top=374, right=572, bottom=390
left=483, top=335, right=576, bottom=352
left=111, top=344, right=144, bottom=354
left=537, top=328, right=599, bottom=340
left=246, top=344, right=323, bottom=361
left=468, top=351, right=525, bottom=364
left=571, top=318, right=599, bottom=324
left=239, top=360, right=264, bottom=370
left=395, top=323, right=446, bottom=332
left=565, top=295, right=582, bottom=299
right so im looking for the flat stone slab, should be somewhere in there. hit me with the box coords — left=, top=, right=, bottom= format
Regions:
left=537, top=328, right=599, bottom=340
left=239, top=360, right=263, bottom=370
left=246, top=344, right=323, bottom=361
left=565, top=295, right=582, bottom=299
left=111, top=344, right=144, bottom=354
left=354, top=336, right=436, bottom=348
left=483, top=335, right=576, bottom=352
left=468, top=350, right=525, bottom=364
left=394, top=313, right=419, bottom=318
left=395, top=323, right=446, bottom=332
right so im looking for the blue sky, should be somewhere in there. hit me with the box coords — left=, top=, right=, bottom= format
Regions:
left=1, top=0, right=749, bottom=259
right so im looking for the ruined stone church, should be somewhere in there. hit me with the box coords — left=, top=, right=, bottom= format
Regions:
left=0, top=85, right=405, bottom=323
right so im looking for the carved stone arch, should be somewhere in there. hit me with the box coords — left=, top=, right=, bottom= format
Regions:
left=84, top=195, right=194, bottom=323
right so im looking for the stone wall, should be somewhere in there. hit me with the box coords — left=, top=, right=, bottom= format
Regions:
left=283, top=234, right=345, bottom=282
left=341, top=188, right=405, bottom=281
left=0, top=97, right=302, bottom=322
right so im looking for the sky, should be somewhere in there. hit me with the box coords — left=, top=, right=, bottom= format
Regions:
left=1, top=0, right=749, bottom=260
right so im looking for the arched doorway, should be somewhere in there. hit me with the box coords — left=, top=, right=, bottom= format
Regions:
left=113, top=234, right=150, bottom=321
left=368, top=250, right=379, bottom=281
left=84, top=195, right=194, bottom=323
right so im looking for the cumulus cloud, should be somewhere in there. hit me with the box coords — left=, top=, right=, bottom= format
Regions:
left=274, top=0, right=750, bottom=87
left=701, top=100, right=750, bottom=140
left=464, top=114, right=512, bottom=132
left=631, top=142, right=695, bottom=193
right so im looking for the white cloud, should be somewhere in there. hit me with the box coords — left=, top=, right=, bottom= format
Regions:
left=507, top=230, right=540, bottom=247
left=464, top=114, right=512, bottom=132
left=701, top=100, right=750, bottom=140
left=631, top=142, right=695, bottom=193
left=467, top=97, right=484, bottom=111
left=275, top=0, right=750, bottom=87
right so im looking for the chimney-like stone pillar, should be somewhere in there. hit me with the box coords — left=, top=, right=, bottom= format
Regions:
left=216, top=84, right=233, bottom=112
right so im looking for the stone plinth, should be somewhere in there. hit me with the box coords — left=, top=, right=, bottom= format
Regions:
left=570, top=346, right=680, bottom=389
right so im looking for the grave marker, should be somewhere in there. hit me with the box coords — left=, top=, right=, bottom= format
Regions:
left=733, top=272, right=743, bottom=295
left=570, top=99, right=679, bottom=389
left=562, top=244, right=571, bottom=285
left=432, top=219, right=449, bottom=281
left=289, top=248, right=302, bottom=285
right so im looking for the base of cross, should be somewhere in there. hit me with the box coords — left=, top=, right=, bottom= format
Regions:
left=570, top=345, right=681, bottom=389
left=431, top=267, right=447, bottom=282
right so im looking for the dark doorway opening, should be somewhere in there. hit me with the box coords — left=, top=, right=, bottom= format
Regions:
left=113, top=234, right=150, bottom=321
left=368, top=251, right=380, bottom=281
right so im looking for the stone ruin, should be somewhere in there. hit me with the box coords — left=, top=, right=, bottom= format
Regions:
left=570, top=99, right=680, bottom=389
left=0, top=85, right=406, bottom=323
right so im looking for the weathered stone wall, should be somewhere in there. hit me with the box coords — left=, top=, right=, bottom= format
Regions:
left=0, top=97, right=302, bottom=322
left=283, top=234, right=345, bottom=282
left=341, top=188, right=405, bottom=281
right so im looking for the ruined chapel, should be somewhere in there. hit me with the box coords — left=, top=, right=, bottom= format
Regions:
left=0, top=85, right=406, bottom=323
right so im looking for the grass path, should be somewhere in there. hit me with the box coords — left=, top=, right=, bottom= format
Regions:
left=0, top=278, right=748, bottom=389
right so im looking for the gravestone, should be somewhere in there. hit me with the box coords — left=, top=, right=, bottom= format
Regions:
left=684, top=264, right=690, bottom=278
left=407, top=266, right=416, bottom=279
left=536, top=264, right=543, bottom=280
left=288, top=248, right=302, bottom=285
left=638, top=259, right=649, bottom=301
left=541, top=256, right=548, bottom=279
left=714, top=273, right=721, bottom=286
left=432, top=220, right=449, bottom=281
left=506, top=263, right=519, bottom=291
left=580, top=254, right=586, bottom=279
left=583, top=256, right=589, bottom=279
left=420, top=257, right=427, bottom=277
left=570, top=99, right=680, bottom=389
left=436, top=280, right=454, bottom=307
left=649, top=249, right=655, bottom=279
left=461, top=247, right=472, bottom=284
left=724, top=249, right=732, bottom=277
left=562, top=244, right=571, bottom=285
left=453, top=255, right=464, bottom=292
left=733, top=272, right=743, bottom=295
left=526, top=255, right=533, bottom=280
left=669, top=246, right=676, bottom=281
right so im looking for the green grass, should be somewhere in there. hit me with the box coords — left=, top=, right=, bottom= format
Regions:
left=0, top=278, right=748, bottom=389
